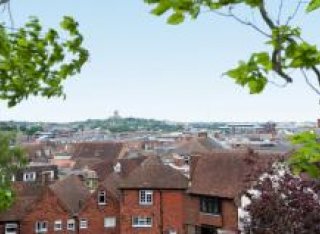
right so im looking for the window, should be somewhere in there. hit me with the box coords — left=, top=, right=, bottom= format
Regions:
left=35, top=221, right=48, bottom=233
left=98, top=191, right=106, bottom=205
left=54, top=220, right=62, bottom=231
left=42, top=171, right=54, bottom=182
left=196, top=225, right=217, bottom=234
left=23, top=172, right=36, bottom=182
left=5, top=223, right=18, bottom=234
left=104, top=217, right=116, bottom=228
left=139, top=190, right=153, bottom=205
left=168, top=229, right=177, bottom=234
left=80, top=219, right=88, bottom=229
left=67, top=219, right=75, bottom=231
left=200, top=197, right=221, bottom=215
left=132, top=217, right=152, bottom=227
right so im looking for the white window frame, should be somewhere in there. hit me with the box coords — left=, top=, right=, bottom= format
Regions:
left=98, top=191, right=106, bottom=205
left=35, top=221, right=48, bottom=233
left=67, top=219, right=75, bottom=231
left=54, top=220, right=62, bottom=231
left=132, top=217, right=152, bottom=228
left=5, top=223, right=18, bottom=234
left=42, top=170, right=54, bottom=181
left=169, top=230, right=177, bottom=234
left=23, top=172, right=36, bottom=182
left=139, top=190, right=153, bottom=205
left=104, top=217, right=116, bottom=228
left=79, top=219, right=88, bottom=229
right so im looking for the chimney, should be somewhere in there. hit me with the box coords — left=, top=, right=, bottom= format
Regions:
left=113, top=162, right=121, bottom=173
left=198, top=132, right=208, bottom=138
left=189, top=154, right=201, bottom=182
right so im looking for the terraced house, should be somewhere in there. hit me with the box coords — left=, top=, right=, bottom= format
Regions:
left=0, top=149, right=279, bottom=234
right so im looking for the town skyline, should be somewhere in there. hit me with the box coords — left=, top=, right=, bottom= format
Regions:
left=0, top=0, right=319, bottom=122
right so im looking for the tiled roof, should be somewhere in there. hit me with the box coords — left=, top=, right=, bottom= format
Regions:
left=103, top=172, right=123, bottom=198
left=120, top=156, right=188, bottom=189
left=101, top=156, right=148, bottom=197
left=49, top=175, right=90, bottom=214
left=188, top=149, right=281, bottom=198
left=88, top=160, right=114, bottom=181
left=118, top=157, right=148, bottom=178
left=173, top=138, right=211, bottom=155
left=81, top=156, right=148, bottom=182
left=173, top=137, right=222, bottom=155
left=72, top=142, right=124, bottom=161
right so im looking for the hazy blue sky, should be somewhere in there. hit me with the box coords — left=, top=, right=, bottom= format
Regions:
left=0, top=0, right=319, bottom=122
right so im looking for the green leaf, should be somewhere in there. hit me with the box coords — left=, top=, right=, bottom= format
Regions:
left=289, top=131, right=320, bottom=178
left=167, top=12, right=185, bottom=25
left=307, top=0, right=320, bottom=12
left=151, top=1, right=170, bottom=15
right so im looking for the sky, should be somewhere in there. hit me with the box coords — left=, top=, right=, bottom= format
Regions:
left=0, top=0, right=319, bottom=122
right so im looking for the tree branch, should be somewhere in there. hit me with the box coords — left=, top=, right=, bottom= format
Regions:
left=204, top=8, right=270, bottom=38
left=301, top=69, right=320, bottom=95
left=277, top=0, right=284, bottom=25
left=285, top=0, right=303, bottom=26
left=259, top=0, right=276, bottom=29
left=259, top=0, right=293, bottom=83
left=311, top=66, right=320, bottom=87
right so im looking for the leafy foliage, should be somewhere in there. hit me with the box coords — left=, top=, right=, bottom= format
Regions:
left=143, top=0, right=320, bottom=94
left=78, top=117, right=184, bottom=133
left=0, top=16, right=89, bottom=107
left=242, top=166, right=320, bottom=234
left=0, top=3, right=88, bottom=211
left=0, top=132, right=26, bottom=211
left=289, top=131, right=320, bottom=178
left=143, top=0, right=320, bottom=180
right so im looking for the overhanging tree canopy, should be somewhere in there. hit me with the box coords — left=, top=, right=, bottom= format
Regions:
left=0, top=1, right=89, bottom=107
left=143, top=0, right=320, bottom=95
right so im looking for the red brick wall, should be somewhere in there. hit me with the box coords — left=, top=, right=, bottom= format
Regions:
left=221, top=200, right=238, bottom=231
left=120, top=189, right=185, bottom=234
left=184, top=195, right=238, bottom=232
left=78, top=189, right=120, bottom=234
left=21, top=189, right=70, bottom=234
left=162, top=191, right=185, bottom=233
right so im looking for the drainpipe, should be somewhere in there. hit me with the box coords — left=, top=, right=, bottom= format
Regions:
left=75, top=214, right=80, bottom=234
left=159, top=190, right=164, bottom=233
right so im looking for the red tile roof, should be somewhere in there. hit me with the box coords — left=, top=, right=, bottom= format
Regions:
left=188, top=149, right=281, bottom=198
left=49, top=175, right=90, bottom=214
left=120, top=156, right=188, bottom=189
left=72, top=142, right=124, bottom=161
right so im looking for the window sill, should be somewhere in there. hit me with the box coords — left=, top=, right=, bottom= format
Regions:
left=139, top=203, right=153, bottom=206
left=200, top=212, right=221, bottom=216
left=132, top=226, right=152, bottom=228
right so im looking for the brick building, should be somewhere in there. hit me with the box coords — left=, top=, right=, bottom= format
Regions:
left=119, top=156, right=189, bottom=234
left=14, top=163, right=58, bottom=184
left=185, top=150, right=278, bottom=234
left=0, top=149, right=280, bottom=234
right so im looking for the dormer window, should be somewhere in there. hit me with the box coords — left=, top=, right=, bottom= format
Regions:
left=67, top=219, right=75, bottom=231
left=23, top=172, right=36, bottom=182
left=98, top=191, right=106, bottom=205
left=5, top=223, right=18, bottom=234
left=139, top=190, right=153, bottom=205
